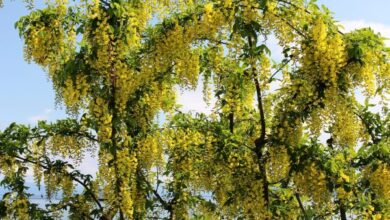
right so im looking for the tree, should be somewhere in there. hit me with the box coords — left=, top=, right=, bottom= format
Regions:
left=0, top=0, right=389, bottom=219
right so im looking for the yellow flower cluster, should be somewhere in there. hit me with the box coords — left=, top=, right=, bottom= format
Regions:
left=43, top=172, right=57, bottom=199
left=359, top=60, right=376, bottom=95
left=259, top=54, right=271, bottom=88
left=90, top=97, right=112, bottom=142
left=361, top=205, right=385, bottom=219
left=112, top=60, right=135, bottom=115
left=376, top=62, right=390, bottom=96
left=159, top=84, right=177, bottom=112
left=69, top=194, right=93, bottom=218
left=32, top=161, right=43, bottom=189
left=262, top=0, right=306, bottom=45
left=369, top=163, right=390, bottom=201
left=47, top=134, right=87, bottom=161
left=164, top=127, right=204, bottom=152
left=175, top=52, right=201, bottom=88
left=141, top=4, right=226, bottom=90
left=213, top=170, right=269, bottom=218
left=85, top=0, right=152, bottom=101
left=344, top=27, right=390, bottom=96
left=23, top=8, right=67, bottom=70
left=128, top=83, right=176, bottom=129
left=117, top=149, right=138, bottom=218
left=148, top=21, right=201, bottom=88
left=62, top=75, right=89, bottom=110
left=98, top=151, right=116, bottom=212
left=241, top=0, right=260, bottom=23
left=43, top=167, right=75, bottom=201
left=294, top=163, right=329, bottom=206
left=267, top=146, right=290, bottom=183
left=214, top=53, right=256, bottom=120
left=3, top=194, right=29, bottom=220
left=302, top=17, right=346, bottom=88
left=331, top=103, right=361, bottom=147
left=87, top=13, right=113, bottom=75
left=21, top=0, right=75, bottom=83
left=163, top=128, right=206, bottom=219
left=136, top=133, right=163, bottom=169
left=241, top=180, right=269, bottom=219
left=202, top=3, right=227, bottom=33
left=275, top=116, right=303, bottom=147
left=0, top=156, right=17, bottom=178
left=60, top=175, right=74, bottom=198
left=97, top=147, right=138, bottom=219
left=336, top=186, right=352, bottom=201
left=203, top=3, right=214, bottom=17
left=307, top=109, right=326, bottom=138
left=123, top=3, right=150, bottom=50
left=15, top=197, right=29, bottom=220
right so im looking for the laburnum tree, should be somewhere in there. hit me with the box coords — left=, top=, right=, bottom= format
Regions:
left=0, top=0, right=389, bottom=219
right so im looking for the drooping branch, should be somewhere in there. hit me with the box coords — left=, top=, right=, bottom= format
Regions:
left=295, top=192, right=307, bottom=219
left=268, top=58, right=292, bottom=83
left=276, top=0, right=345, bottom=35
left=254, top=77, right=266, bottom=144
left=139, top=172, right=173, bottom=214
left=248, top=35, right=270, bottom=208
left=107, top=39, right=126, bottom=220
left=10, top=154, right=103, bottom=212
left=354, top=112, right=380, bottom=144
left=271, top=13, right=307, bottom=38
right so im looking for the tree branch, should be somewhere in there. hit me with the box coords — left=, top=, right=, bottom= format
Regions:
left=12, top=155, right=104, bottom=212
left=248, top=35, right=270, bottom=209
left=354, top=111, right=379, bottom=144
left=139, top=172, right=173, bottom=213
left=276, top=0, right=344, bottom=35
left=268, top=58, right=291, bottom=83
left=295, top=192, right=307, bottom=219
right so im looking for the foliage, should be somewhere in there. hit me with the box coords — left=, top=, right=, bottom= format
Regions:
left=0, top=0, right=389, bottom=219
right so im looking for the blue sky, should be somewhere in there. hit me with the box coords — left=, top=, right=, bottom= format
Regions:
left=1, top=1, right=390, bottom=129
left=320, top=0, right=390, bottom=24
left=0, top=0, right=64, bottom=129
left=321, top=0, right=390, bottom=25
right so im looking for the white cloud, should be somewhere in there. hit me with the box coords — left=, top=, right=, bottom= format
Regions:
left=176, top=90, right=212, bottom=114
left=340, top=20, right=390, bottom=45
left=176, top=79, right=215, bottom=114
left=265, top=34, right=284, bottom=62
left=76, top=154, right=98, bottom=177
left=28, top=108, right=53, bottom=123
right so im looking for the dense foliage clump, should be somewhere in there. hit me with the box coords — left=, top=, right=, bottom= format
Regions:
left=0, top=0, right=389, bottom=219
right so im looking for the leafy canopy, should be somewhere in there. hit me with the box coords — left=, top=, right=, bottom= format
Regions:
left=0, top=0, right=389, bottom=219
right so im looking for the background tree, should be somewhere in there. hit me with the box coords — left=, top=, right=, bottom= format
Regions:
left=0, top=0, right=389, bottom=219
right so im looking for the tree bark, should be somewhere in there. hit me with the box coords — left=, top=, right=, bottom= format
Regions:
left=248, top=35, right=269, bottom=208
left=295, top=193, right=307, bottom=219
left=339, top=202, right=347, bottom=220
